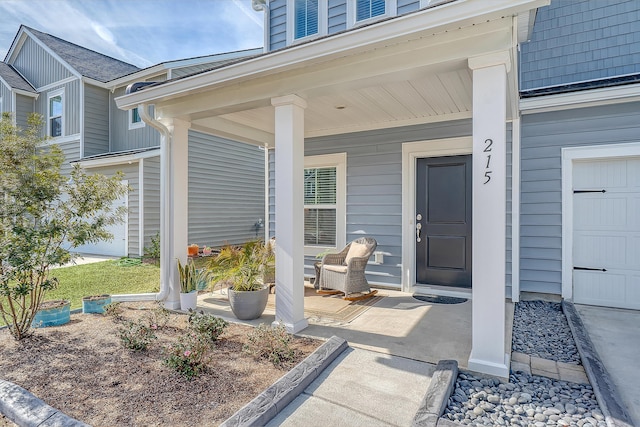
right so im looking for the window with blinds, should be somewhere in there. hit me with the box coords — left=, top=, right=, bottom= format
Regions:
left=356, top=0, right=386, bottom=21
left=304, top=166, right=337, bottom=246
left=294, top=0, right=319, bottom=40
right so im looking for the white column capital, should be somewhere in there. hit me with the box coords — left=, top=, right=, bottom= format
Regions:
left=271, top=94, right=308, bottom=109
left=162, top=117, right=192, bottom=132
left=468, top=51, right=511, bottom=73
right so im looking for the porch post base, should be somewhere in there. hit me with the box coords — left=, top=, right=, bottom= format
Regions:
left=467, top=353, right=510, bottom=379
left=274, top=318, right=309, bottom=334
left=164, top=300, right=181, bottom=310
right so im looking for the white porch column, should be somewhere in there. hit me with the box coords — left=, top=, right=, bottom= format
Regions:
left=161, top=118, right=190, bottom=309
left=271, top=94, right=309, bottom=333
left=468, top=52, right=511, bottom=378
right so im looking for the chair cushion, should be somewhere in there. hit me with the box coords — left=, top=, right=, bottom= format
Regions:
left=323, top=264, right=348, bottom=273
left=344, top=241, right=371, bottom=265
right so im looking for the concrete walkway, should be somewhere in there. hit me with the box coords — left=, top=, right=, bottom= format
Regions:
left=266, top=347, right=436, bottom=427
left=575, top=304, right=640, bottom=427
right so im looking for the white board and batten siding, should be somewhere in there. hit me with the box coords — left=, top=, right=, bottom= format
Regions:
left=521, top=101, right=640, bottom=299
left=572, top=157, right=640, bottom=310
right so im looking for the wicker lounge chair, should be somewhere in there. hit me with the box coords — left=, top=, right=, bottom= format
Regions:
left=317, top=237, right=378, bottom=301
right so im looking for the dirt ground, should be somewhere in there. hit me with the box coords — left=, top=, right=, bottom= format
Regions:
left=0, top=303, right=321, bottom=426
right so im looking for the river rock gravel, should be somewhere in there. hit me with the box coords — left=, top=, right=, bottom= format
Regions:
left=443, top=371, right=606, bottom=427
left=512, top=300, right=581, bottom=364
left=442, top=300, right=603, bottom=426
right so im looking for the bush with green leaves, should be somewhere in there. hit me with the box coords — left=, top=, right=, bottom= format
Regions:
left=104, top=301, right=124, bottom=321
left=163, top=332, right=211, bottom=380
left=143, top=231, right=160, bottom=265
left=143, top=301, right=172, bottom=330
left=117, top=320, right=157, bottom=351
left=243, top=323, right=295, bottom=367
left=0, top=113, right=127, bottom=340
left=187, top=310, right=228, bottom=343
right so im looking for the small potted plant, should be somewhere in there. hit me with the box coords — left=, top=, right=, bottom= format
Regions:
left=177, top=258, right=199, bottom=311
left=208, top=239, right=274, bottom=320
left=187, top=244, right=199, bottom=257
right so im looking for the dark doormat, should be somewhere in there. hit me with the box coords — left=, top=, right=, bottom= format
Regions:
left=413, top=294, right=468, bottom=304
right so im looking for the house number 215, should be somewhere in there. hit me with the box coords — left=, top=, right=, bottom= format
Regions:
left=483, top=138, right=493, bottom=184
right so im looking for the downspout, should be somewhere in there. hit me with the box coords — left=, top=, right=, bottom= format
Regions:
left=252, top=0, right=270, bottom=53
left=511, top=15, right=521, bottom=303
left=112, top=102, right=171, bottom=303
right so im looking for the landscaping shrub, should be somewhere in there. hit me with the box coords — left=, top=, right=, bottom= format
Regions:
left=164, top=332, right=211, bottom=380
left=144, top=301, right=172, bottom=330
left=243, top=323, right=295, bottom=367
left=117, top=320, right=157, bottom=351
left=187, top=310, right=228, bottom=343
left=104, top=302, right=124, bottom=321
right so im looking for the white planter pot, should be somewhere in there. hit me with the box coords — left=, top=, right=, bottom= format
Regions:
left=180, top=291, right=198, bottom=311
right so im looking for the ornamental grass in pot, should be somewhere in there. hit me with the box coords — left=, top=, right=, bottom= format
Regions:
left=177, top=258, right=207, bottom=311
left=207, top=239, right=274, bottom=320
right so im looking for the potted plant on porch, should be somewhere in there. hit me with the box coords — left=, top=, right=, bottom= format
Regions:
left=208, top=239, right=274, bottom=320
left=177, top=258, right=202, bottom=311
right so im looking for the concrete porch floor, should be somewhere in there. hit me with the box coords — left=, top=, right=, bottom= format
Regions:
left=197, top=284, right=515, bottom=371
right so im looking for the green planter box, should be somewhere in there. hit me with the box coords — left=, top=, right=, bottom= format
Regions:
left=33, top=300, right=71, bottom=328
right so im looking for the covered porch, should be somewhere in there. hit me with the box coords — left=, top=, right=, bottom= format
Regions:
left=116, top=0, right=547, bottom=377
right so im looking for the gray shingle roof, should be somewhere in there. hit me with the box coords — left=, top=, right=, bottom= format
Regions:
left=25, top=26, right=140, bottom=83
left=0, top=61, right=36, bottom=92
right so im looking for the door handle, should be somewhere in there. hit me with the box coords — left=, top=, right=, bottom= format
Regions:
left=416, top=222, right=422, bottom=242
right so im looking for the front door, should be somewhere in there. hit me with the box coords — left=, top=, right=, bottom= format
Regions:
left=416, top=155, right=472, bottom=287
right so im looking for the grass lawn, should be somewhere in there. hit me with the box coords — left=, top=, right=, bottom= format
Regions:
left=46, top=259, right=160, bottom=309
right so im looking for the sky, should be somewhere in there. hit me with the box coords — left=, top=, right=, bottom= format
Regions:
left=0, top=0, right=265, bottom=68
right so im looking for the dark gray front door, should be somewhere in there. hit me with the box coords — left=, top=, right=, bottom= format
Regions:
left=416, top=155, right=472, bottom=288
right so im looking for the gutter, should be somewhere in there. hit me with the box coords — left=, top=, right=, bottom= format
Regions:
left=112, top=102, right=171, bottom=304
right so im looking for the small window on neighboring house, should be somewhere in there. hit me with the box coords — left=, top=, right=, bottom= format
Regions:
left=129, top=107, right=144, bottom=129
left=356, top=0, right=386, bottom=21
left=303, top=153, right=346, bottom=255
left=48, top=91, right=63, bottom=138
left=295, top=0, right=319, bottom=39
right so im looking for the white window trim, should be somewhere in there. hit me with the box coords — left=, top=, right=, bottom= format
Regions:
left=304, top=152, right=346, bottom=257
left=128, top=107, right=145, bottom=130
left=347, top=0, right=396, bottom=29
left=47, top=88, right=64, bottom=139
left=419, top=0, right=449, bottom=9
left=560, top=141, right=640, bottom=302
left=286, top=0, right=328, bottom=46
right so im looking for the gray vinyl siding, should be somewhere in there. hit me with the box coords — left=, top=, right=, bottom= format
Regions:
left=11, top=37, right=74, bottom=89
left=520, top=101, right=640, bottom=295
left=520, top=0, right=640, bottom=90
left=84, top=163, right=140, bottom=257
left=109, top=86, right=160, bottom=152
left=15, top=94, right=34, bottom=130
left=397, top=0, right=421, bottom=15
left=188, top=130, right=265, bottom=247
left=143, top=155, right=161, bottom=252
left=34, top=79, right=81, bottom=137
left=0, top=85, right=9, bottom=114
left=57, top=139, right=81, bottom=176
left=270, top=0, right=287, bottom=51
left=83, top=84, right=109, bottom=157
left=328, top=0, right=347, bottom=34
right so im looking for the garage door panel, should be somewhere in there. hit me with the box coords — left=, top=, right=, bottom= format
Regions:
left=573, top=156, right=640, bottom=310
left=574, top=234, right=627, bottom=267
left=573, top=271, right=636, bottom=309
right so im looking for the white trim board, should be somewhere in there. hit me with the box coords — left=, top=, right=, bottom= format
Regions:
left=401, top=136, right=472, bottom=293
left=560, top=142, right=640, bottom=301
left=78, top=149, right=160, bottom=169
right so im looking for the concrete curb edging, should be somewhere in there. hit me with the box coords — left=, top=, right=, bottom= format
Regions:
left=0, top=379, right=90, bottom=427
left=411, top=360, right=459, bottom=427
left=562, top=301, right=633, bottom=427
left=220, top=335, right=349, bottom=427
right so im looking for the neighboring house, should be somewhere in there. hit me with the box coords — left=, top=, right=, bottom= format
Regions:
left=116, top=0, right=640, bottom=378
left=0, top=26, right=266, bottom=257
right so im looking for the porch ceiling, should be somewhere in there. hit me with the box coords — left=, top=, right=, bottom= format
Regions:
left=207, top=66, right=475, bottom=142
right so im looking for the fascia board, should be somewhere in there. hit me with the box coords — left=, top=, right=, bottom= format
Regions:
left=105, top=65, right=169, bottom=89
left=0, top=75, right=10, bottom=91
left=520, top=83, right=640, bottom=114
left=116, top=0, right=549, bottom=110
left=13, top=88, right=39, bottom=98
left=78, top=149, right=160, bottom=168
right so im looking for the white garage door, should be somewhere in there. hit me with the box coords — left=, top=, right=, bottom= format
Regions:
left=573, top=157, right=640, bottom=309
left=73, top=182, right=128, bottom=257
